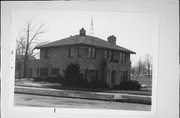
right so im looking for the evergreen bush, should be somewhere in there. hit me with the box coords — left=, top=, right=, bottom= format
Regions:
left=114, top=80, right=141, bottom=90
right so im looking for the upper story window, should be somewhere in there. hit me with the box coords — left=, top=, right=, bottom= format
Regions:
left=104, top=50, right=108, bottom=59
left=68, top=47, right=73, bottom=57
left=77, top=47, right=81, bottom=58
left=88, top=47, right=96, bottom=58
left=111, top=50, right=118, bottom=63
left=44, top=48, right=49, bottom=58
left=120, top=52, right=126, bottom=62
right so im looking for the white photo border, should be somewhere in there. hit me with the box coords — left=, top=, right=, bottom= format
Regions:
left=1, top=1, right=179, bottom=118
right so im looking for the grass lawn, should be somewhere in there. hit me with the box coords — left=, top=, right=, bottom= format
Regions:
left=15, top=77, right=152, bottom=96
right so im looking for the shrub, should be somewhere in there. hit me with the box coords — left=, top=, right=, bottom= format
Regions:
left=62, top=63, right=88, bottom=87
left=90, top=79, right=109, bottom=88
left=114, top=80, right=141, bottom=90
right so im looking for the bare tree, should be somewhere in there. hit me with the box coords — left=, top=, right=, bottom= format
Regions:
left=137, top=58, right=143, bottom=78
left=16, top=19, right=45, bottom=78
left=131, top=56, right=148, bottom=79
left=144, top=53, right=153, bottom=78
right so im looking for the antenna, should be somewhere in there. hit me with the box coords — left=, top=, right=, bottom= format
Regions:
left=89, top=16, right=94, bottom=36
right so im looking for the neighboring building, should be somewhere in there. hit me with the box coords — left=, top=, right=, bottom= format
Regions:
left=15, top=55, right=37, bottom=79
left=28, top=28, right=136, bottom=87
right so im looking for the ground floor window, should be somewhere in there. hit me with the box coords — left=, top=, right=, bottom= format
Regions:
left=29, top=68, right=32, bottom=77
left=40, top=68, right=48, bottom=77
left=37, top=68, right=39, bottom=76
left=120, top=71, right=128, bottom=82
left=51, top=68, right=59, bottom=75
left=111, top=70, right=117, bottom=86
left=85, top=69, right=98, bottom=82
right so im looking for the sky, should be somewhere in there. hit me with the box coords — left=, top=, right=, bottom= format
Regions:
left=12, top=9, right=159, bottom=66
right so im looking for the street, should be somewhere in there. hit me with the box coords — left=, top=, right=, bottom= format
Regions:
left=14, top=93, right=151, bottom=111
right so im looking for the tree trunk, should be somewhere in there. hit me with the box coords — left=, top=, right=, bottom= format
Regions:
left=23, top=55, right=27, bottom=78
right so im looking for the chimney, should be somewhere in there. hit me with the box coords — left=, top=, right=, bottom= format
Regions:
left=79, top=28, right=86, bottom=36
left=108, top=35, right=116, bottom=45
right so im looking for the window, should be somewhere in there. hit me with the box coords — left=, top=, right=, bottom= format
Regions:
left=88, top=47, right=96, bottom=58
left=40, top=68, right=48, bottom=77
left=68, top=47, right=73, bottom=57
left=92, top=48, right=96, bottom=58
left=29, top=68, right=32, bottom=77
left=120, top=52, right=126, bottom=62
left=77, top=47, right=81, bottom=58
left=111, top=50, right=118, bottom=63
left=51, top=68, right=59, bottom=75
left=104, top=50, right=108, bottom=59
left=111, top=50, right=114, bottom=61
left=44, top=48, right=48, bottom=58
left=85, top=69, right=98, bottom=82
left=37, top=68, right=39, bottom=76
left=120, top=71, right=128, bottom=82
left=108, top=50, right=112, bottom=59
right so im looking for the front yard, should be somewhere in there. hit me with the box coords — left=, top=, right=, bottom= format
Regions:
left=15, top=77, right=152, bottom=96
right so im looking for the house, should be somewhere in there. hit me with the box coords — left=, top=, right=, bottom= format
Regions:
left=28, top=28, right=136, bottom=87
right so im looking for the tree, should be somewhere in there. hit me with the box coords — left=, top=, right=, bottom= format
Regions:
left=16, top=19, right=45, bottom=78
left=131, top=57, right=146, bottom=79
left=62, top=63, right=85, bottom=87
left=144, top=53, right=153, bottom=78
left=137, top=59, right=144, bottom=78
left=131, top=54, right=153, bottom=79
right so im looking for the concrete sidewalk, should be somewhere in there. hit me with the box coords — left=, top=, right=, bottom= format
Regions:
left=15, top=86, right=151, bottom=105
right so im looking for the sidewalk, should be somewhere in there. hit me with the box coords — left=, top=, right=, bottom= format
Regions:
left=15, top=85, right=151, bottom=105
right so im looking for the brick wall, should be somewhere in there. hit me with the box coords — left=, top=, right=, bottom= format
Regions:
left=29, top=45, right=132, bottom=87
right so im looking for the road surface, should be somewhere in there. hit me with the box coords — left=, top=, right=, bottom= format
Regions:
left=14, top=93, right=151, bottom=111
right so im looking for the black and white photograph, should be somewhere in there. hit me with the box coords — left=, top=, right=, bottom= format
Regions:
left=12, top=6, right=158, bottom=111
left=1, top=1, right=179, bottom=118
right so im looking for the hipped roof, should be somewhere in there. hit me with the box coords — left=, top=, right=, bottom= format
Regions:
left=36, top=35, right=136, bottom=54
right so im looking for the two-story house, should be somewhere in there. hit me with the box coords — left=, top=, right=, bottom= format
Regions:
left=28, top=28, right=135, bottom=88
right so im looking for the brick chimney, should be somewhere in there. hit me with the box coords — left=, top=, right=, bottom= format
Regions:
left=108, top=35, right=116, bottom=45
left=79, top=28, right=86, bottom=36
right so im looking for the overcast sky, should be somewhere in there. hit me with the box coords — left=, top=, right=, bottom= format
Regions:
left=12, top=9, right=159, bottom=66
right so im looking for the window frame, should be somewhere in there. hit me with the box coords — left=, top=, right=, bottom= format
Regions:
left=104, top=50, right=108, bottom=59
left=51, top=68, right=59, bottom=75
left=29, top=68, right=32, bottom=77
left=88, top=47, right=96, bottom=58
left=120, top=52, right=126, bottom=62
left=40, top=68, right=48, bottom=77
left=68, top=47, right=73, bottom=58
left=120, top=71, right=128, bottom=82
left=44, top=48, right=49, bottom=58
left=77, top=47, right=81, bottom=58
left=85, top=69, right=99, bottom=82
left=110, top=50, right=118, bottom=63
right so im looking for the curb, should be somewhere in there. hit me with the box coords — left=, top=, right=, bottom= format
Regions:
left=15, top=86, right=115, bottom=101
left=119, top=95, right=151, bottom=105
left=15, top=86, right=151, bottom=105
